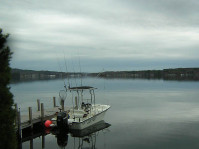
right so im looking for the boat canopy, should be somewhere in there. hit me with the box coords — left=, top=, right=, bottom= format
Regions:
left=69, top=86, right=97, bottom=91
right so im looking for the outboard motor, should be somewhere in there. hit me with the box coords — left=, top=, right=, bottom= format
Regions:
left=57, top=112, right=68, bottom=129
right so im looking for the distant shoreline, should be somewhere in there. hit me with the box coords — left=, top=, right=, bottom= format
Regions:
left=11, top=68, right=199, bottom=81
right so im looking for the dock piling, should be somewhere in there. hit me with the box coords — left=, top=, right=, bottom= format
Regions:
left=41, top=103, right=44, bottom=123
left=14, top=103, right=18, bottom=125
left=29, top=107, right=33, bottom=129
left=42, top=134, right=45, bottom=149
left=37, top=99, right=40, bottom=111
left=17, top=108, right=22, bottom=140
left=53, top=97, right=56, bottom=107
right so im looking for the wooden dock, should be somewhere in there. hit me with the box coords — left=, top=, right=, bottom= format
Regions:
left=20, top=106, right=59, bottom=129
left=15, top=97, right=68, bottom=138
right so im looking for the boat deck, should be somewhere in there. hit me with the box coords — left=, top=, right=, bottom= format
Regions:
left=68, top=104, right=110, bottom=123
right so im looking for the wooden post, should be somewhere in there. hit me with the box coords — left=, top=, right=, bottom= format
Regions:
left=30, top=126, right=33, bottom=149
left=30, top=138, right=33, bottom=149
left=53, top=97, right=56, bottom=107
left=15, top=104, right=18, bottom=125
left=37, top=99, right=40, bottom=111
left=42, top=134, right=45, bottom=149
left=29, top=107, right=33, bottom=129
left=41, top=103, right=44, bottom=123
left=17, top=109, right=22, bottom=140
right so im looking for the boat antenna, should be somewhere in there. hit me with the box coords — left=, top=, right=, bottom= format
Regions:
left=63, top=51, right=70, bottom=89
left=96, top=68, right=105, bottom=77
left=59, top=90, right=67, bottom=111
left=56, top=55, right=66, bottom=87
left=78, top=53, right=83, bottom=86
left=71, top=56, right=77, bottom=87
left=91, top=68, right=105, bottom=87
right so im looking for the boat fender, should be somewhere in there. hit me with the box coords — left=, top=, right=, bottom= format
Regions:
left=45, top=120, right=52, bottom=128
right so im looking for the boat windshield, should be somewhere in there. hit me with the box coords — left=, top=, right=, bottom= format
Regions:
left=67, top=86, right=97, bottom=108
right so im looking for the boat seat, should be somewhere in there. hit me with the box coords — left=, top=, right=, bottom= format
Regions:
left=73, top=113, right=84, bottom=118
left=73, top=109, right=85, bottom=114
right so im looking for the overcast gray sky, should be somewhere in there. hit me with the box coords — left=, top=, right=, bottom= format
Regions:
left=1, top=0, right=199, bottom=72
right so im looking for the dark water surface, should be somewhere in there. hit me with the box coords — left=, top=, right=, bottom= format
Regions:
left=11, top=78, right=199, bottom=149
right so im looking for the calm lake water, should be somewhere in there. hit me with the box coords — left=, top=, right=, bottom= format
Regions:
left=11, top=78, right=199, bottom=149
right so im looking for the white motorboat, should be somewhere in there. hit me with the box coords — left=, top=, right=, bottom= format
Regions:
left=56, top=86, right=110, bottom=130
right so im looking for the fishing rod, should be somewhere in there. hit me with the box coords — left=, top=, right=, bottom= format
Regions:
left=56, top=55, right=68, bottom=108
left=71, top=56, right=78, bottom=88
left=56, top=55, right=66, bottom=87
left=78, top=54, right=83, bottom=87
left=96, top=68, right=105, bottom=77
left=63, top=51, right=71, bottom=90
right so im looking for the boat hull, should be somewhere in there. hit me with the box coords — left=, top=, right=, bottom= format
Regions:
left=69, top=105, right=110, bottom=130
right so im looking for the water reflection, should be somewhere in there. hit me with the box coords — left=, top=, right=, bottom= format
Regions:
left=19, top=121, right=111, bottom=149
left=53, top=130, right=68, bottom=149
left=52, top=120, right=110, bottom=149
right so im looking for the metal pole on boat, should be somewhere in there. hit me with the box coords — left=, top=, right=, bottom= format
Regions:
left=61, top=100, right=64, bottom=112
left=75, top=96, right=78, bottom=109
left=89, top=89, right=92, bottom=105
left=89, top=89, right=92, bottom=116
left=81, top=89, right=83, bottom=104
left=93, top=89, right=95, bottom=106
left=72, top=91, right=75, bottom=113
left=77, top=90, right=80, bottom=109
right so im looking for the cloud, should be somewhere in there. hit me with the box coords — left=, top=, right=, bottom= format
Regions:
left=1, top=0, right=199, bottom=72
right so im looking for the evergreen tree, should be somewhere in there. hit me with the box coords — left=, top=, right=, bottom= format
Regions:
left=0, top=28, right=16, bottom=149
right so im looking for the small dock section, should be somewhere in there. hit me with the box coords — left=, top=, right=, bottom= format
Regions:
left=19, top=106, right=59, bottom=129
left=15, top=97, right=68, bottom=138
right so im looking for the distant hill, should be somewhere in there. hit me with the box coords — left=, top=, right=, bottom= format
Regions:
left=11, top=68, right=86, bottom=81
left=99, top=68, right=199, bottom=80
left=11, top=68, right=199, bottom=81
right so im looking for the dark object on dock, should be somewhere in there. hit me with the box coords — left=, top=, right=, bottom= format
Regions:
left=57, top=112, right=68, bottom=129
